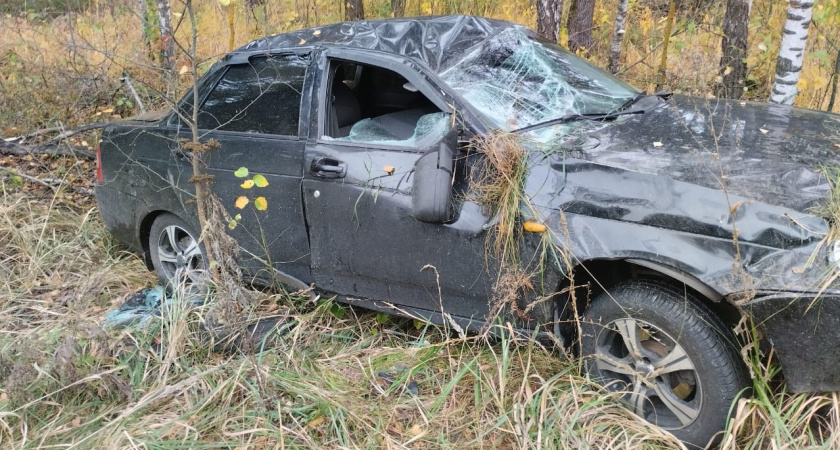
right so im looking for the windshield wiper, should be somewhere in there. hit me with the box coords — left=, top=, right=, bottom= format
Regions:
left=512, top=109, right=644, bottom=134
left=610, top=91, right=647, bottom=115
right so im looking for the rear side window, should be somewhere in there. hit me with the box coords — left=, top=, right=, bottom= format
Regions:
left=197, top=55, right=306, bottom=135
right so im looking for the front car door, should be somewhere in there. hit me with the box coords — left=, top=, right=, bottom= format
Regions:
left=302, top=49, right=498, bottom=323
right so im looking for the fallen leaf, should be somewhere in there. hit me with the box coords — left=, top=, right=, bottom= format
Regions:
left=179, top=65, right=189, bottom=75
left=758, top=43, right=768, bottom=52
left=759, top=128, right=769, bottom=134
left=408, top=423, right=423, bottom=436
left=240, top=179, right=254, bottom=189
left=228, top=219, right=238, bottom=229
left=313, top=29, right=321, bottom=36
left=102, top=108, right=114, bottom=113
left=652, top=141, right=663, bottom=147
left=252, top=174, right=269, bottom=187
left=739, top=101, right=746, bottom=106
left=308, top=417, right=324, bottom=428
left=383, top=165, right=395, bottom=175
left=254, top=196, right=267, bottom=211
left=235, top=196, right=249, bottom=209
left=218, top=0, right=231, bottom=6
left=298, top=39, right=307, bottom=45
left=234, top=167, right=249, bottom=178
left=834, top=144, right=840, bottom=150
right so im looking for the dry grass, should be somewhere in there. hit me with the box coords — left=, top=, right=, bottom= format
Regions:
left=2, top=0, right=840, bottom=448
left=1, top=178, right=838, bottom=448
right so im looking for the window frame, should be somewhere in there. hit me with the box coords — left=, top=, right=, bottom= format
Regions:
left=315, top=49, right=457, bottom=153
left=171, top=52, right=312, bottom=140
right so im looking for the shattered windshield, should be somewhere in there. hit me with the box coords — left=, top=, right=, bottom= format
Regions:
left=440, top=28, right=639, bottom=132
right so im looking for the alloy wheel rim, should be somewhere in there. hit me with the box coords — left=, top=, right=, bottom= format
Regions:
left=156, top=225, right=206, bottom=286
left=592, top=317, right=702, bottom=429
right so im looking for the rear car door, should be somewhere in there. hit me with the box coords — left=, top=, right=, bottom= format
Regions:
left=171, top=53, right=313, bottom=284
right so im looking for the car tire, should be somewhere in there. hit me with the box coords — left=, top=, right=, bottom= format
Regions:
left=148, top=213, right=208, bottom=290
left=580, top=279, right=748, bottom=448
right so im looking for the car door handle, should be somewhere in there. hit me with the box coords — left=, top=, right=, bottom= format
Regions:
left=311, top=157, right=346, bottom=179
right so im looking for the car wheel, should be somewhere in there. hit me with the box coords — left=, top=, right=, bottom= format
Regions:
left=148, top=213, right=208, bottom=289
left=580, top=280, right=748, bottom=448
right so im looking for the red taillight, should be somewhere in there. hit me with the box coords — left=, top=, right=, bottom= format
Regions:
left=95, top=145, right=104, bottom=185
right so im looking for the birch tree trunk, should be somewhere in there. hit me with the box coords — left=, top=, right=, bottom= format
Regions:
left=156, top=0, right=175, bottom=72
left=567, top=0, right=595, bottom=54
left=608, top=0, right=630, bottom=74
left=770, top=1, right=814, bottom=105
left=344, top=0, right=364, bottom=21
left=537, top=0, right=563, bottom=43
left=717, top=0, right=752, bottom=99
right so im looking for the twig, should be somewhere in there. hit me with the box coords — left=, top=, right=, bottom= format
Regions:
left=120, top=71, right=147, bottom=114
left=1, top=170, right=59, bottom=191
left=47, top=122, right=109, bottom=145
left=0, top=139, right=96, bottom=159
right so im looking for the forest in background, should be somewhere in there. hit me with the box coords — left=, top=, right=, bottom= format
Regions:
left=2, top=0, right=840, bottom=448
left=1, top=0, right=840, bottom=138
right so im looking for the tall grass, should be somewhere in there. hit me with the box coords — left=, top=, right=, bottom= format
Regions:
left=0, top=176, right=838, bottom=448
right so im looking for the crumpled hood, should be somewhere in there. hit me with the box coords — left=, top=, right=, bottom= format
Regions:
left=564, top=95, right=840, bottom=214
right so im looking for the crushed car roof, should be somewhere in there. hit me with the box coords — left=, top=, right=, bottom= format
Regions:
left=233, top=15, right=528, bottom=72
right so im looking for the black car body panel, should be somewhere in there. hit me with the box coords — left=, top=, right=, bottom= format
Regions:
left=95, top=15, right=840, bottom=393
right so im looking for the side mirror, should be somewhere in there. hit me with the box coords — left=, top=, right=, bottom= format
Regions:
left=412, top=127, right=457, bottom=223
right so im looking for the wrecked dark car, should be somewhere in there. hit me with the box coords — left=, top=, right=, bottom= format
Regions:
left=95, top=15, right=840, bottom=447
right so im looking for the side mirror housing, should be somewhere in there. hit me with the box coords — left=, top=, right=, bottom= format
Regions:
left=412, top=128, right=457, bottom=223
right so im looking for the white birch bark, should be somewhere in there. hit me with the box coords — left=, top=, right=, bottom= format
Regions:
left=537, top=0, right=564, bottom=43
left=608, top=0, right=630, bottom=74
left=770, top=1, right=814, bottom=105
left=156, top=0, right=175, bottom=72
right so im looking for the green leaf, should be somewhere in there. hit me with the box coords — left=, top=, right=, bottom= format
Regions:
left=254, top=197, right=267, bottom=211
left=252, top=174, right=269, bottom=187
left=330, top=303, right=346, bottom=319
left=228, top=219, right=238, bottom=229
left=375, top=312, right=390, bottom=325
left=234, top=167, right=249, bottom=178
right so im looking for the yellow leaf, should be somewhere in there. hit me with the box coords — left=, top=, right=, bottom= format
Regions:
left=241, top=179, right=254, bottom=189
left=252, top=174, right=269, bottom=187
left=813, top=75, right=829, bottom=91
left=308, top=417, right=324, bottom=428
left=102, top=108, right=114, bottom=113
left=228, top=219, right=237, bottom=229
left=408, top=423, right=423, bottom=436
left=218, top=0, right=231, bottom=6
left=797, top=77, right=808, bottom=91
left=235, top=196, right=249, bottom=209
left=254, top=197, right=267, bottom=211
left=298, top=39, right=307, bottom=45
left=179, top=65, right=189, bottom=75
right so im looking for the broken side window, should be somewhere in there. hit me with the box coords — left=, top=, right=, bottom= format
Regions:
left=323, top=60, right=448, bottom=148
